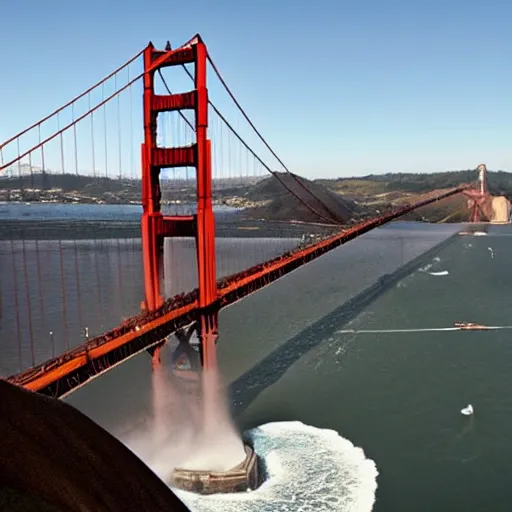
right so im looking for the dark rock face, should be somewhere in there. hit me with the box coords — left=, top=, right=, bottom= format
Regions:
left=0, top=380, right=189, bottom=512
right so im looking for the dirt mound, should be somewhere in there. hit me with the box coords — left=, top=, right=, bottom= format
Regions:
left=245, top=172, right=358, bottom=224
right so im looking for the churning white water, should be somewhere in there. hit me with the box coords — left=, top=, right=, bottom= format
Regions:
left=176, top=421, right=379, bottom=512
left=119, top=365, right=378, bottom=511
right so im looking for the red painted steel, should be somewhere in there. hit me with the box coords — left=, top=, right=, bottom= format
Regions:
left=462, top=164, right=490, bottom=222
left=152, top=91, right=196, bottom=112
left=194, top=41, right=219, bottom=368
left=8, top=299, right=199, bottom=394
left=140, top=37, right=218, bottom=366
left=141, top=43, right=161, bottom=312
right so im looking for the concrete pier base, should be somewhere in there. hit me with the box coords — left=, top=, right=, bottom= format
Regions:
left=171, top=444, right=260, bottom=495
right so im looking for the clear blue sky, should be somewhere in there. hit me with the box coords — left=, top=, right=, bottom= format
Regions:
left=1, top=0, right=512, bottom=179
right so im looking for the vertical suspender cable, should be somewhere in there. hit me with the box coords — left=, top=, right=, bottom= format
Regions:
left=35, top=239, right=47, bottom=349
left=10, top=239, right=23, bottom=371
left=58, top=240, right=70, bottom=350
left=21, top=239, right=35, bottom=366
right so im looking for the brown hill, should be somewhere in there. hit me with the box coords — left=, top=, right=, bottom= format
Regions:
left=245, top=172, right=359, bottom=224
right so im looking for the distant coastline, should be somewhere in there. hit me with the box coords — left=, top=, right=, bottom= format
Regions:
left=2, top=169, right=512, bottom=223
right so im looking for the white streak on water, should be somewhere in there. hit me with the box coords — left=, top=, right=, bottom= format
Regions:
left=336, top=326, right=512, bottom=335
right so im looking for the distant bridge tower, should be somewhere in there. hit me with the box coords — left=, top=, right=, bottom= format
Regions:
left=463, top=163, right=489, bottom=223
left=140, top=36, right=218, bottom=369
left=477, top=163, right=487, bottom=196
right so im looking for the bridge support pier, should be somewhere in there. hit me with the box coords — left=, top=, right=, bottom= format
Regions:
left=171, top=443, right=261, bottom=494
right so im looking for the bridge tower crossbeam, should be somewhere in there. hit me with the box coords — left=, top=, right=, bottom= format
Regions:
left=140, top=36, right=218, bottom=369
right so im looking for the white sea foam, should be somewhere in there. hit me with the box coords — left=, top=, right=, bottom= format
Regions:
left=175, top=421, right=379, bottom=512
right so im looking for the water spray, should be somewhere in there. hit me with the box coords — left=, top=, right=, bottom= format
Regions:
left=169, top=366, right=261, bottom=494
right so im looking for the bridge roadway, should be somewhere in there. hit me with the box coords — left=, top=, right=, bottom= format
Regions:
left=64, top=220, right=459, bottom=420
left=7, top=187, right=466, bottom=397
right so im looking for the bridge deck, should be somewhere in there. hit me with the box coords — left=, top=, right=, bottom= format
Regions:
left=7, top=188, right=465, bottom=396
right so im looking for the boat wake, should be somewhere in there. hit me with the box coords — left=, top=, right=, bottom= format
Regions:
left=174, top=421, right=379, bottom=512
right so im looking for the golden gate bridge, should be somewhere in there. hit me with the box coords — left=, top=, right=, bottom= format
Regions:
left=1, top=34, right=487, bottom=401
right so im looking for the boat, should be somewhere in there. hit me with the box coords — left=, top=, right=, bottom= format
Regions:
left=454, top=322, right=489, bottom=330
left=461, top=404, right=474, bottom=416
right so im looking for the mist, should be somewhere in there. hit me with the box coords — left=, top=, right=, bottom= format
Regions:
left=121, top=363, right=246, bottom=484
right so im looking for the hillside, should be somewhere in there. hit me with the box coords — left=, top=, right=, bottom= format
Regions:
left=243, top=172, right=359, bottom=223
left=314, top=170, right=512, bottom=223
left=3, top=169, right=512, bottom=224
left=388, top=188, right=469, bottom=223
left=317, top=170, right=512, bottom=199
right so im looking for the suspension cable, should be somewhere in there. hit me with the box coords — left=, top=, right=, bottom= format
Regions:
left=204, top=54, right=345, bottom=223
left=0, top=72, right=144, bottom=171
left=180, top=58, right=344, bottom=223
left=157, top=67, right=338, bottom=224
left=208, top=102, right=338, bottom=224
left=0, top=49, right=145, bottom=151
left=2, top=38, right=344, bottom=225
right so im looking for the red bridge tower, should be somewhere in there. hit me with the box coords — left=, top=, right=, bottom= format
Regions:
left=140, top=36, right=218, bottom=369
left=463, top=163, right=490, bottom=222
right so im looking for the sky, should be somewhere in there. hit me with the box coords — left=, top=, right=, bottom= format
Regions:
left=1, top=0, right=512, bottom=179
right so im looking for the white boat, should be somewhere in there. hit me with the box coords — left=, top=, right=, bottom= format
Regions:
left=461, top=404, right=474, bottom=416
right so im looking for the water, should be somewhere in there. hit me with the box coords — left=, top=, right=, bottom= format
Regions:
left=5, top=204, right=512, bottom=509
left=0, top=202, right=236, bottom=221
left=228, top=229, right=512, bottom=512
